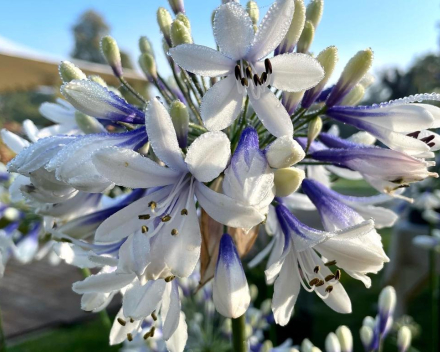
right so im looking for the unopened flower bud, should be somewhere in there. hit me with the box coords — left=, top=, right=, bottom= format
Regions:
left=340, top=83, right=365, bottom=106
left=88, top=75, right=107, bottom=87
left=326, top=48, right=374, bottom=107
left=302, top=46, right=338, bottom=108
left=139, top=53, right=157, bottom=80
left=246, top=1, right=259, bottom=25
left=397, top=326, right=412, bottom=352
left=306, top=0, right=324, bottom=28
left=301, top=339, right=315, bottom=352
left=260, top=299, right=271, bottom=315
left=360, top=326, right=374, bottom=350
left=265, top=136, right=305, bottom=168
left=325, top=332, right=341, bottom=352
left=4, top=207, right=20, bottom=221
left=260, top=341, right=273, bottom=352
left=311, top=348, right=322, bottom=352
left=75, top=111, right=106, bottom=134
left=274, top=167, right=305, bottom=197
left=307, top=116, right=322, bottom=150
left=378, top=286, right=396, bottom=334
left=157, top=7, right=173, bottom=46
left=168, top=0, right=185, bottom=15
left=282, top=91, right=305, bottom=114
left=362, top=316, right=376, bottom=330
left=176, top=13, right=191, bottom=31
left=171, top=19, right=193, bottom=46
left=100, top=36, right=123, bottom=78
left=296, top=20, right=315, bottom=54
left=276, top=0, right=306, bottom=54
left=213, top=234, right=250, bottom=318
left=139, top=36, right=154, bottom=56
left=170, top=100, right=189, bottom=148
left=336, top=326, right=353, bottom=352
left=249, top=284, right=258, bottom=301
left=59, top=61, right=87, bottom=82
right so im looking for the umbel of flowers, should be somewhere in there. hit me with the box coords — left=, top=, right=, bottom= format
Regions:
left=2, top=0, right=440, bottom=351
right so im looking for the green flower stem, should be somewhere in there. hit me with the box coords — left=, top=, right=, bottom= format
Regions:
left=0, top=306, right=6, bottom=352
left=157, top=73, right=179, bottom=101
left=118, top=76, right=147, bottom=105
left=81, top=268, right=111, bottom=330
left=231, top=314, right=247, bottom=352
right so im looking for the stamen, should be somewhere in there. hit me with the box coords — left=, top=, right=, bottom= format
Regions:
left=253, top=74, right=261, bottom=86
left=117, top=318, right=126, bottom=326
left=130, top=317, right=134, bottom=323
left=335, top=269, right=341, bottom=281
left=142, top=225, right=148, bottom=233
left=165, top=275, right=176, bottom=282
left=421, top=135, right=435, bottom=144
left=127, top=333, right=133, bottom=342
left=246, top=66, right=252, bottom=79
left=324, top=260, right=337, bottom=267
left=325, top=285, right=334, bottom=293
left=428, top=142, right=436, bottom=147
left=309, top=278, right=319, bottom=286
left=151, top=311, right=157, bottom=321
left=315, top=280, right=325, bottom=287
left=260, top=72, right=268, bottom=84
left=407, top=131, right=421, bottom=138
left=241, top=77, right=248, bottom=87
left=181, top=208, right=188, bottom=215
left=138, top=214, right=150, bottom=220
left=143, top=332, right=151, bottom=340
left=313, top=266, right=320, bottom=274
left=161, top=215, right=171, bottom=222
left=171, top=229, right=179, bottom=236
left=234, top=65, right=242, bottom=80
left=264, top=58, right=273, bottom=74
left=148, top=201, right=157, bottom=210
left=150, top=326, right=156, bottom=337
left=325, top=274, right=335, bottom=282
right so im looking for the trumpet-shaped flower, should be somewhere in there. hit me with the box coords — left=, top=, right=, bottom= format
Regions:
left=169, top=0, right=324, bottom=137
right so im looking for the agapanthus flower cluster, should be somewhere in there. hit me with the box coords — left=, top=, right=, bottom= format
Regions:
left=2, top=0, right=440, bottom=350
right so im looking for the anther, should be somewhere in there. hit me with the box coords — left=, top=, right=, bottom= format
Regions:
left=143, top=332, right=151, bottom=340
left=335, top=269, right=341, bottom=281
left=421, top=135, right=435, bottom=144
left=324, top=260, right=337, bottom=267
left=142, top=225, right=148, bottom=233
left=151, top=311, right=158, bottom=321
left=313, top=266, right=320, bottom=274
left=150, top=326, right=156, bottom=337
left=165, top=275, right=176, bottom=282
left=315, top=280, right=325, bottom=287
left=309, top=278, right=319, bottom=286
left=161, top=214, right=171, bottom=222
left=171, top=229, right=179, bottom=236
left=234, top=65, right=242, bottom=80
left=325, top=274, right=335, bottom=282
left=325, top=285, right=334, bottom=293
left=407, top=131, right=421, bottom=138
left=148, top=201, right=157, bottom=210
left=130, top=317, right=134, bottom=323
left=428, top=142, right=436, bottom=147
left=241, top=77, right=248, bottom=87
left=117, top=318, right=126, bottom=326
left=260, top=71, right=267, bottom=84
left=127, top=333, right=133, bottom=342
left=253, top=73, right=261, bottom=86
left=264, top=58, right=272, bottom=74
left=181, top=208, right=188, bottom=215
left=246, top=66, right=252, bottom=79
left=138, top=214, right=150, bottom=220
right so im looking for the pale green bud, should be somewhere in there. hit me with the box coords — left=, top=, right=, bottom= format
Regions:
left=326, top=48, right=374, bottom=107
left=139, top=36, right=154, bottom=56
left=245, top=324, right=253, bottom=339
left=302, top=46, right=338, bottom=108
left=171, top=19, right=193, bottom=47
left=59, top=61, right=87, bottom=82
left=260, top=341, right=273, bottom=352
left=260, top=299, right=272, bottom=315
left=249, top=284, right=258, bottom=301
left=157, top=7, right=173, bottom=46
left=170, top=100, right=189, bottom=148
left=348, top=131, right=376, bottom=145
left=336, top=325, right=353, bottom=352
left=277, top=0, right=306, bottom=54
left=307, top=116, right=322, bottom=150
left=379, top=286, right=396, bottom=316
left=362, top=316, right=376, bottom=330
left=139, top=53, right=157, bottom=80
left=266, top=136, right=305, bottom=168
left=274, top=167, right=305, bottom=197
left=75, top=111, right=106, bottom=134
left=176, top=13, right=191, bottom=31
left=325, top=332, right=341, bottom=352
left=397, top=326, right=412, bottom=352
left=88, top=75, right=107, bottom=87
left=296, top=20, right=315, bottom=54
left=101, top=36, right=123, bottom=77
left=246, top=1, right=259, bottom=25
left=311, top=348, right=322, bottom=352
left=340, top=83, right=365, bottom=106
left=4, top=207, right=20, bottom=221
left=301, top=339, right=315, bottom=352
left=360, top=326, right=373, bottom=349
left=306, top=0, right=324, bottom=28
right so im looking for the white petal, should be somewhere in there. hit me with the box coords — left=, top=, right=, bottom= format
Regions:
left=39, top=99, right=75, bottom=125
left=326, top=165, right=363, bottom=180
left=213, top=2, right=254, bottom=60
left=72, top=272, right=136, bottom=294
left=93, top=147, right=182, bottom=188
left=265, top=136, right=305, bottom=168
left=272, top=251, right=300, bottom=326
left=145, top=98, right=187, bottom=172
left=283, top=192, right=316, bottom=211
left=117, top=232, right=151, bottom=277
left=1, top=129, right=30, bottom=154
left=185, top=132, right=231, bottom=182
left=123, top=279, right=166, bottom=320
left=246, top=0, right=296, bottom=62
left=23, top=120, right=39, bottom=142
left=195, top=182, right=264, bottom=228
left=270, top=53, right=325, bottom=92
left=165, top=312, right=188, bottom=352
left=249, top=89, right=293, bottom=137
left=14, top=237, right=38, bottom=264
left=162, top=281, right=181, bottom=340
left=169, top=44, right=234, bottom=77
left=54, top=242, right=99, bottom=268
left=109, top=308, right=142, bottom=345
left=201, top=76, right=243, bottom=132
left=81, top=292, right=114, bottom=312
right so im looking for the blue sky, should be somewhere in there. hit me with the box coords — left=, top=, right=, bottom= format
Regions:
left=0, top=0, right=439, bottom=81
